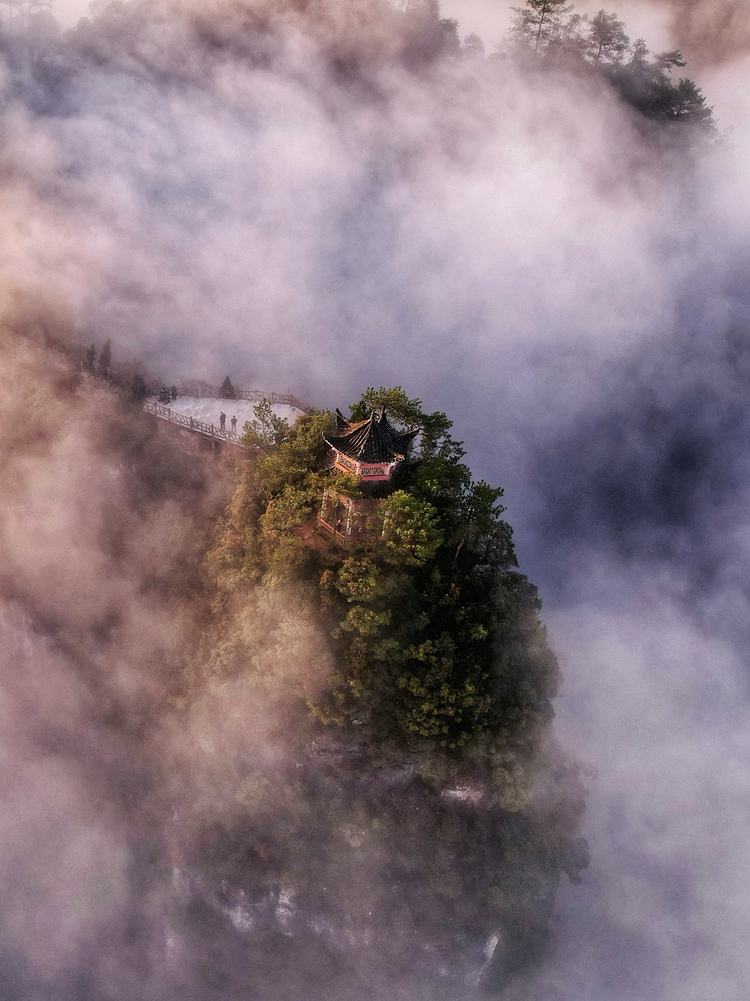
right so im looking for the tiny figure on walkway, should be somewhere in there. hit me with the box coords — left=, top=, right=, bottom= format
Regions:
left=220, top=412, right=226, bottom=431
left=231, top=415, right=237, bottom=434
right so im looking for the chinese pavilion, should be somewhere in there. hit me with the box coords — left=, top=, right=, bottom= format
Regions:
left=319, top=407, right=417, bottom=540
left=322, top=408, right=418, bottom=483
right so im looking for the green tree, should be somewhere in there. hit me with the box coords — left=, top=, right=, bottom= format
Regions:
left=208, top=408, right=332, bottom=591
left=240, top=399, right=291, bottom=454
left=220, top=375, right=236, bottom=399
left=509, top=0, right=574, bottom=54
left=401, top=0, right=460, bottom=64
left=654, top=48, right=686, bottom=72
left=461, top=32, right=485, bottom=58
left=589, top=9, right=629, bottom=65
left=382, top=490, right=443, bottom=565
left=670, top=77, right=715, bottom=127
left=607, top=39, right=715, bottom=136
left=130, top=372, right=148, bottom=400
left=628, top=36, right=649, bottom=66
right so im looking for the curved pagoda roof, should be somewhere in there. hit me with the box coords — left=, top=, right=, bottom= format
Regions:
left=324, top=408, right=418, bottom=464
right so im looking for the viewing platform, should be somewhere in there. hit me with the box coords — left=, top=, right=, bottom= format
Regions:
left=144, top=389, right=305, bottom=446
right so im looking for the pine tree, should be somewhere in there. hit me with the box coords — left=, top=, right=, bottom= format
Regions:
left=509, top=0, right=574, bottom=54
left=589, top=9, right=629, bottom=65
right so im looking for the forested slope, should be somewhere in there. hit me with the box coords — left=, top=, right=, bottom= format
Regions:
left=168, top=387, right=589, bottom=993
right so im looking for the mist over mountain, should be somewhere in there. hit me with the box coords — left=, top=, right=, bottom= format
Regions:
left=1, top=0, right=749, bottom=998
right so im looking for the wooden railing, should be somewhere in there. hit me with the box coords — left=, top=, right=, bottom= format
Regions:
left=237, top=389, right=306, bottom=409
left=143, top=401, right=242, bottom=445
left=176, top=381, right=306, bottom=411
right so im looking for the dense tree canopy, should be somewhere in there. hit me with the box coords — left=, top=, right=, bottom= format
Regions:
left=505, top=0, right=715, bottom=136
left=210, top=387, right=559, bottom=749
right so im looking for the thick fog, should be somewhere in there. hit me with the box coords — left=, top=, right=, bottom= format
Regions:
left=2, top=0, right=750, bottom=997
